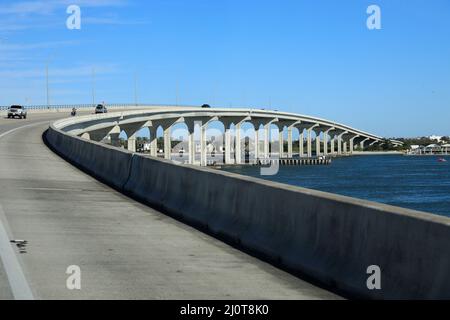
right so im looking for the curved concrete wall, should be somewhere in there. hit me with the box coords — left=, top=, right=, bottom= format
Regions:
left=45, top=124, right=450, bottom=299
left=46, top=125, right=133, bottom=190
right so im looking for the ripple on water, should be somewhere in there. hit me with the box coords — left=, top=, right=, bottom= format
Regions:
left=222, top=155, right=450, bottom=217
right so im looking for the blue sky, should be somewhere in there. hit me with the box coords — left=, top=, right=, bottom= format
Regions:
left=0, top=0, right=449, bottom=137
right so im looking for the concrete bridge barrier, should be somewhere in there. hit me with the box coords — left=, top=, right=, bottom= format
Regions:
left=45, top=123, right=450, bottom=299
left=45, top=125, right=133, bottom=190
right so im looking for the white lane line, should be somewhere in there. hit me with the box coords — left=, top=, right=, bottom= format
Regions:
left=20, top=187, right=84, bottom=192
left=0, top=121, right=50, bottom=300
left=0, top=205, right=34, bottom=300
left=0, top=120, right=51, bottom=140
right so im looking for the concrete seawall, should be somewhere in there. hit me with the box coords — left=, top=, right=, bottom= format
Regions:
left=45, top=124, right=450, bottom=299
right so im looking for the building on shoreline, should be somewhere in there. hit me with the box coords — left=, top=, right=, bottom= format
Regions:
left=407, top=143, right=450, bottom=155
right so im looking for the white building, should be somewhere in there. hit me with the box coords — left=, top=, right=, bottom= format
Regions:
left=429, top=135, right=443, bottom=143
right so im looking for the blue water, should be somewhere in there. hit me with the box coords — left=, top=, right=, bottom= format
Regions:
left=222, top=155, right=450, bottom=217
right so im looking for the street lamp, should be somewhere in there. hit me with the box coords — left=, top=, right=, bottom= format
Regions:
left=92, top=67, right=96, bottom=106
left=134, top=71, right=138, bottom=106
left=175, top=80, right=179, bottom=106
left=46, top=55, right=54, bottom=108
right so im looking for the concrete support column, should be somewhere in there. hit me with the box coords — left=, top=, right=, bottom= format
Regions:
left=323, top=133, right=328, bottom=156
left=110, top=133, right=121, bottom=147
left=163, top=126, right=171, bottom=160
left=185, top=120, right=198, bottom=165
left=224, top=125, right=232, bottom=164
left=287, top=127, right=293, bottom=158
left=307, top=129, right=312, bottom=158
left=299, top=131, right=304, bottom=157
left=315, top=132, right=321, bottom=156
left=263, top=124, right=270, bottom=159
left=121, top=124, right=143, bottom=152
left=279, top=128, right=284, bottom=158
left=343, top=141, right=348, bottom=154
left=330, top=137, right=335, bottom=155
left=200, top=124, right=207, bottom=166
left=80, top=132, right=90, bottom=140
left=337, top=136, right=342, bottom=155
left=149, top=127, right=157, bottom=157
left=235, top=123, right=242, bottom=164
left=349, top=139, right=354, bottom=154
left=254, top=128, right=259, bottom=160
left=188, top=127, right=195, bottom=165
left=127, top=134, right=136, bottom=152
left=359, top=138, right=369, bottom=151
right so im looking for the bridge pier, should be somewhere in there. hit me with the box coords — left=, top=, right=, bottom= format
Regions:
left=347, top=134, right=360, bottom=155
left=360, top=137, right=370, bottom=151
left=149, top=126, right=158, bottom=157
left=315, top=131, right=321, bottom=157
left=124, top=123, right=148, bottom=152
left=330, top=136, right=336, bottom=155
left=279, top=128, right=284, bottom=158
left=323, top=127, right=335, bottom=156
left=225, top=125, right=232, bottom=164
left=80, top=132, right=90, bottom=140
left=254, top=128, right=260, bottom=161
left=299, top=131, right=305, bottom=158
left=163, top=126, right=171, bottom=160
left=188, top=129, right=195, bottom=164
left=337, top=135, right=342, bottom=155
left=287, top=127, right=293, bottom=158
left=110, top=133, right=121, bottom=148
left=200, top=123, right=208, bottom=166
left=184, top=121, right=196, bottom=165
left=307, top=129, right=312, bottom=158
left=263, top=123, right=270, bottom=159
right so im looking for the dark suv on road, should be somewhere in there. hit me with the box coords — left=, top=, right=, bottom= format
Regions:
left=95, top=104, right=108, bottom=114
left=7, top=105, right=27, bottom=119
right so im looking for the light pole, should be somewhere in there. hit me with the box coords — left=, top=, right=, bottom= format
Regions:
left=175, top=80, right=179, bottom=106
left=92, top=67, right=96, bottom=106
left=46, top=56, right=53, bottom=108
left=46, top=65, right=49, bottom=108
left=134, top=72, right=138, bottom=106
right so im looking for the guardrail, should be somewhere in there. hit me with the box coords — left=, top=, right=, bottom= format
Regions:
left=0, top=103, right=189, bottom=111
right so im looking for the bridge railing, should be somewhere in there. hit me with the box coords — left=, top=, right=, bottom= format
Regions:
left=0, top=103, right=187, bottom=111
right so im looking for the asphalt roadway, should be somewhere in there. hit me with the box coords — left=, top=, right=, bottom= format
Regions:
left=0, top=111, right=340, bottom=300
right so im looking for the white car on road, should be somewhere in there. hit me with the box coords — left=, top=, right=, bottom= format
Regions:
left=7, top=105, right=27, bottom=119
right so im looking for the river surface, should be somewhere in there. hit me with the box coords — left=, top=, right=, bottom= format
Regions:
left=222, top=155, right=450, bottom=217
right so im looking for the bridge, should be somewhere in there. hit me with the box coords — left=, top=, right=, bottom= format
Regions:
left=55, top=105, right=387, bottom=166
left=0, top=105, right=448, bottom=300
left=0, top=107, right=340, bottom=300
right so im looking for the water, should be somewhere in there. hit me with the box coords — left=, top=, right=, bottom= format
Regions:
left=222, top=155, right=450, bottom=217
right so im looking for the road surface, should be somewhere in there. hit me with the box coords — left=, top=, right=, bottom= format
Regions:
left=0, top=111, right=340, bottom=300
